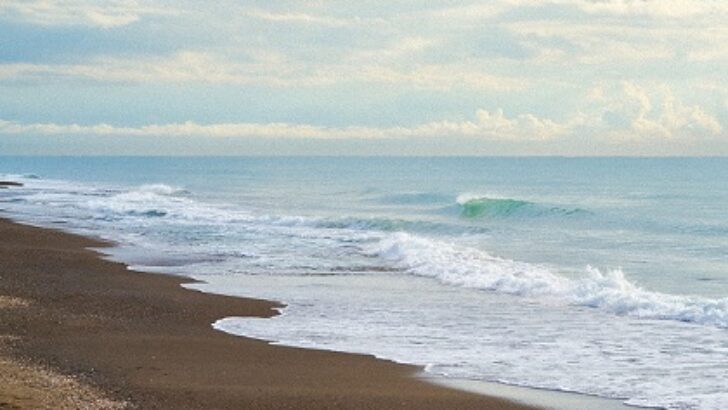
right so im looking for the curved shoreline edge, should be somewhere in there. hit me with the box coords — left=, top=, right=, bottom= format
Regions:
left=0, top=216, right=535, bottom=409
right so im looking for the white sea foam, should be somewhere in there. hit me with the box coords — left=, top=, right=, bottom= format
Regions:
left=133, top=183, right=189, bottom=196
left=200, top=273, right=728, bottom=410
left=371, top=232, right=728, bottom=328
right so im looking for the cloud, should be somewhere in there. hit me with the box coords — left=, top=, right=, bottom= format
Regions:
left=0, top=0, right=171, bottom=28
left=581, top=82, right=723, bottom=140
left=2, top=82, right=721, bottom=144
left=0, top=109, right=564, bottom=140
left=424, top=3, right=516, bottom=21
left=245, top=10, right=373, bottom=28
left=1, top=1, right=726, bottom=156
left=429, top=1, right=728, bottom=66
left=7, top=85, right=719, bottom=142
left=0, top=52, right=331, bottom=86
left=346, top=37, right=439, bottom=62
left=432, top=0, right=728, bottom=20
left=0, top=51, right=526, bottom=91
left=357, top=65, right=527, bottom=92
left=565, top=0, right=728, bottom=18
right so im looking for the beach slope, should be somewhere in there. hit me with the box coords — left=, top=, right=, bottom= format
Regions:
left=0, top=217, right=533, bottom=409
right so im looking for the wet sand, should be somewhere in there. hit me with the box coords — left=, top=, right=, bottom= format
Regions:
left=0, top=217, right=535, bottom=409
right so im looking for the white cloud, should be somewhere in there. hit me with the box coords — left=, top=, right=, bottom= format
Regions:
left=357, top=65, right=527, bottom=92
left=430, top=1, right=728, bottom=66
left=0, top=0, right=171, bottom=28
left=473, top=109, right=565, bottom=139
left=0, top=52, right=334, bottom=87
left=2, top=1, right=726, bottom=156
left=506, top=21, right=728, bottom=65
left=346, top=37, right=439, bottom=62
left=686, top=43, right=728, bottom=62
left=432, top=0, right=728, bottom=20
left=566, top=0, right=728, bottom=18
left=2, top=83, right=721, bottom=143
left=245, top=10, right=376, bottom=28
left=0, top=109, right=563, bottom=140
left=582, top=82, right=723, bottom=140
left=0, top=51, right=526, bottom=92
left=424, top=3, right=516, bottom=21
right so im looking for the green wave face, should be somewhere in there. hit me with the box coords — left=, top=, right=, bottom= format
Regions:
left=459, top=197, right=532, bottom=218
left=456, top=195, right=587, bottom=219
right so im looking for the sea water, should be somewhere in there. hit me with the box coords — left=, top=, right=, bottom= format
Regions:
left=1, top=156, right=726, bottom=409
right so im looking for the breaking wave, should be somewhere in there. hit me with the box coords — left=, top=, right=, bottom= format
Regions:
left=371, top=232, right=728, bottom=329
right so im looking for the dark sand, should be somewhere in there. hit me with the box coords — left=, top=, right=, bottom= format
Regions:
left=0, top=217, right=535, bottom=409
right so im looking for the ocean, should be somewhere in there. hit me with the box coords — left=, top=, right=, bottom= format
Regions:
left=1, top=156, right=727, bottom=409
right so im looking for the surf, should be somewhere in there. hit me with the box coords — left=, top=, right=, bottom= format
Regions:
left=371, top=232, right=728, bottom=329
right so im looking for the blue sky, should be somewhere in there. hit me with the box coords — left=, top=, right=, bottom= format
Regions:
left=1, top=0, right=727, bottom=155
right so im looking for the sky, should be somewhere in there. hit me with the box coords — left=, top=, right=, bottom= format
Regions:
left=1, top=0, right=727, bottom=155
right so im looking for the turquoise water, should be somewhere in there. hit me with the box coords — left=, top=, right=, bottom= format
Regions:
left=1, top=156, right=727, bottom=409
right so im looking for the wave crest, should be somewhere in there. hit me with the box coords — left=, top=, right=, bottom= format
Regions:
left=371, top=233, right=728, bottom=328
left=84, top=184, right=192, bottom=220
left=134, top=184, right=189, bottom=196
left=455, top=194, right=586, bottom=218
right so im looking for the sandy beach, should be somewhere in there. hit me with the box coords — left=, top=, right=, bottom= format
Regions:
left=0, top=216, right=534, bottom=409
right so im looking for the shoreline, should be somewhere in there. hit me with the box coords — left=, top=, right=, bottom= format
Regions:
left=0, top=216, right=535, bottom=409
